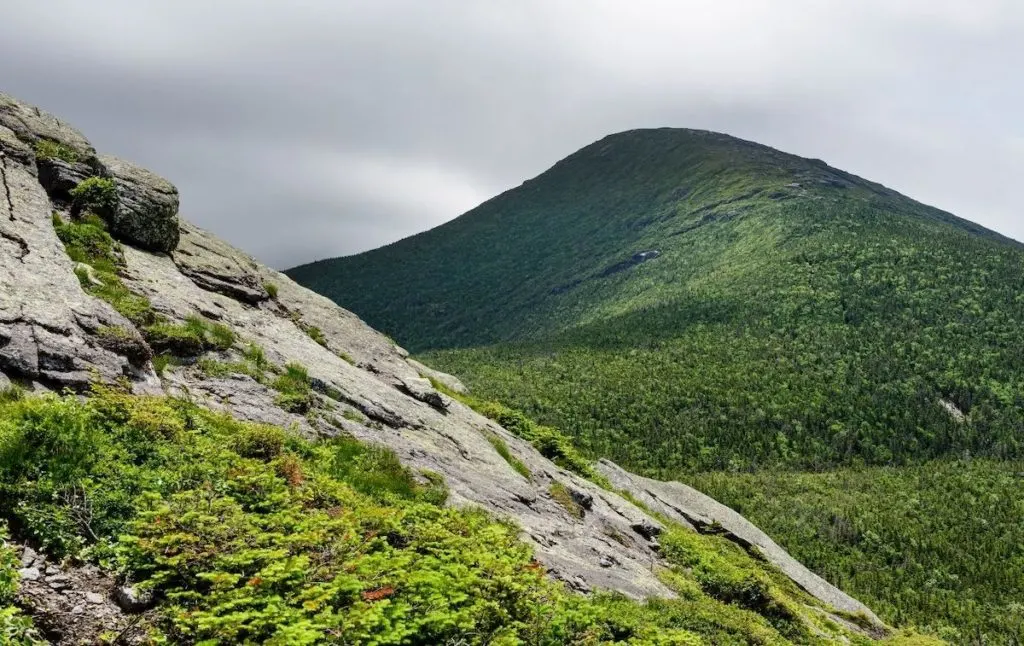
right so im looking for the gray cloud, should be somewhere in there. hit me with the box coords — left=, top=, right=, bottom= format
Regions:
left=1, top=1, right=1021, bottom=267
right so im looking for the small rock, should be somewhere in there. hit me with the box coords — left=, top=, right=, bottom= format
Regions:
left=85, top=592, right=105, bottom=604
left=569, top=576, right=591, bottom=594
left=45, top=564, right=60, bottom=576
left=71, top=605, right=86, bottom=615
left=599, top=555, right=615, bottom=568
left=19, top=546, right=37, bottom=568
left=569, top=487, right=594, bottom=511
left=399, top=377, right=449, bottom=410
left=17, top=567, right=41, bottom=581
left=631, top=519, right=663, bottom=541
left=114, top=585, right=154, bottom=613
left=47, top=574, right=72, bottom=590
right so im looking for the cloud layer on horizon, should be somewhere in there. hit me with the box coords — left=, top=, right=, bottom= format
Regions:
left=1, top=1, right=1021, bottom=267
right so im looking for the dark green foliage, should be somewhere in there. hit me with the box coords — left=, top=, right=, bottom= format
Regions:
left=70, top=177, right=118, bottom=220
left=287, top=128, right=1022, bottom=639
left=0, top=389, right=900, bottom=644
left=688, top=462, right=1024, bottom=644
left=34, top=139, right=79, bottom=163
left=290, top=128, right=1024, bottom=472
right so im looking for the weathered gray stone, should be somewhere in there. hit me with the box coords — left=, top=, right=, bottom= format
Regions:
left=19, top=546, right=37, bottom=568
left=399, top=376, right=448, bottom=410
left=113, top=585, right=153, bottom=613
left=99, top=154, right=180, bottom=252
left=0, top=92, right=97, bottom=163
left=408, top=358, right=467, bottom=394
left=18, top=567, right=41, bottom=582
left=595, top=459, right=887, bottom=631
left=172, top=220, right=268, bottom=303
left=0, top=148, right=145, bottom=389
left=36, top=156, right=95, bottom=203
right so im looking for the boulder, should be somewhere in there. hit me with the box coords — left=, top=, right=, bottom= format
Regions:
left=99, top=154, right=180, bottom=253
left=171, top=221, right=268, bottom=303
left=37, top=156, right=95, bottom=203
left=0, top=92, right=96, bottom=161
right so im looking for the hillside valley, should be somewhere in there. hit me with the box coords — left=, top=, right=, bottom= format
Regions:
left=0, top=91, right=947, bottom=644
left=288, top=129, right=1024, bottom=642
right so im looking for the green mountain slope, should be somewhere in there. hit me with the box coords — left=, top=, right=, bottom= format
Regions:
left=288, top=128, right=1024, bottom=472
left=289, top=129, right=1024, bottom=642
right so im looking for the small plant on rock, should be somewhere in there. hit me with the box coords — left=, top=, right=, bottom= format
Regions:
left=70, top=177, right=118, bottom=220
left=34, top=139, right=79, bottom=163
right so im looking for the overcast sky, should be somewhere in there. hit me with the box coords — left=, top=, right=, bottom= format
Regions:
left=2, top=1, right=1022, bottom=268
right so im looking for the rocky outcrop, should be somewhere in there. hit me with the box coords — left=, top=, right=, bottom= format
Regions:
left=0, top=91, right=889, bottom=639
left=0, top=136, right=154, bottom=391
left=596, top=459, right=885, bottom=626
left=99, top=155, right=180, bottom=253
left=171, top=220, right=268, bottom=303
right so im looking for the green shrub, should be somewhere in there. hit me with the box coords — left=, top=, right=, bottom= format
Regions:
left=0, top=385, right=24, bottom=404
left=70, top=177, right=118, bottom=220
left=144, top=320, right=206, bottom=356
left=483, top=431, right=531, bottom=479
left=549, top=482, right=584, bottom=519
left=34, top=139, right=79, bottom=163
left=303, top=324, right=327, bottom=347
left=53, top=212, right=120, bottom=273
left=144, top=316, right=236, bottom=357
left=263, top=281, right=279, bottom=299
left=273, top=362, right=313, bottom=413
left=0, top=390, right=889, bottom=644
left=231, top=424, right=288, bottom=461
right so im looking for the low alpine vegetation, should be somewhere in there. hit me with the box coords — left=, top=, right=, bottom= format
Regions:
left=70, top=176, right=118, bottom=220
left=33, top=139, right=80, bottom=163
left=0, top=388, right=917, bottom=644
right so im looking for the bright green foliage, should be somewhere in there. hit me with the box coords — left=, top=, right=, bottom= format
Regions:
left=264, top=281, right=279, bottom=298
left=242, top=343, right=271, bottom=372
left=54, top=212, right=240, bottom=360
left=304, top=324, right=327, bottom=346
left=484, top=430, right=532, bottom=479
left=0, top=389, right=894, bottom=644
left=688, top=461, right=1024, bottom=644
left=0, top=523, right=44, bottom=644
left=53, top=212, right=120, bottom=272
left=54, top=212, right=156, bottom=326
left=70, top=177, right=118, bottom=220
left=34, top=139, right=80, bottom=163
left=273, top=362, right=314, bottom=413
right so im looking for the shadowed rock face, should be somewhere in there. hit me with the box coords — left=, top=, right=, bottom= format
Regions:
left=0, top=91, right=889, bottom=640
